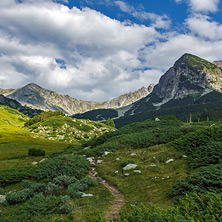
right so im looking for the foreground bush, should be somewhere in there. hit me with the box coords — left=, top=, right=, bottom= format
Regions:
left=113, top=192, right=222, bottom=221
left=28, top=148, right=45, bottom=157
left=171, top=126, right=222, bottom=168
left=170, top=164, right=222, bottom=200
left=34, top=155, right=89, bottom=180
left=0, top=166, right=36, bottom=186
left=1, top=193, right=72, bottom=221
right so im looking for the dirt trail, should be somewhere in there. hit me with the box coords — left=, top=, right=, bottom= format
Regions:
left=90, top=165, right=124, bottom=221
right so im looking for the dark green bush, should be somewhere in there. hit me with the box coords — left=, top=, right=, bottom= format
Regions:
left=0, top=166, right=36, bottom=186
left=113, top=192, right=222, bottom=222
left=34, top=155, right=89, bottom=180
left=53, top=175, right=77, bottom=187
left=6, top=188, right=33, bottom=204
left=2, top=193, right=72, bottom=221
left=28, top=148, right=45, bottom=157
left=171, top=126, right=222, bottom=168
left=66, top=177, right=96, bottom=198
left=170, top=164, right=222, bottom=200
left=0, top=187, right=4, bottom=195
left=21, top=180, right=46, bottom=193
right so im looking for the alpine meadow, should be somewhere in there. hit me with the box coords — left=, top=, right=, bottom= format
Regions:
left=0, top=0, right=222, bottom=221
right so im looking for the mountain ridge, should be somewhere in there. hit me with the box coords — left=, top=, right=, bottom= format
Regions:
left=1, top=83, right=154, bottom=115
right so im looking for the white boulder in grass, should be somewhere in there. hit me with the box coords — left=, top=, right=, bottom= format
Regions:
left=97, top=160, right=103, bottom=164
left=81, top=193, right=94, bottom=197
left=182, top=155, right=188, bottom=158
left=165, top=159, right=174, bottom=164
left=0, top=195, right=6, bottom=203
left=134, top=170, right=141, bottom=173
left=87, top=157, right=94, bottom=164
left=116, top=158, right=120, bottom=161
left=32, top=162, right=38, bottom=165
left=115, top=171, right=119, bottom=174
left=123, top=164, right=137, bottom=170
left=155, top=118, right=160, bottom=122
left=131, top=153, right=136, bottom=156
left=124, top=173, right=130, bottom=176
left=102, top=151, right=110, bottom=157
left=39, top=158, right=47, bottom=163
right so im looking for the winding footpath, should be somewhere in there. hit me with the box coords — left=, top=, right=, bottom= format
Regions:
left=90, top=165, right=124, bottom=221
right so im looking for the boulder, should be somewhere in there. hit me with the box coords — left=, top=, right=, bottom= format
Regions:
left=102, top=151, right=110, bottom=157
left=97, top=160, right=103, bottom=164
left=32, top=162, right=38, bottom=165
left=116, top=158, right=120, bottom=161
left=81, top=193, right=94, bottom=197
left=165, top=159, right=174, bottom=163
left=134, top=170, right=141, bottom=173
left=39, top=158, right=47, bottom=163
left=123, top=164, right=137, bottom=170
left=131, top=153, right=136, bottom=156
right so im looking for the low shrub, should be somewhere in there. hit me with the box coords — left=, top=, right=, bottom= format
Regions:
left=66, top=177, right=96, bottom=198
left=21, top=180, right=46, bottom=193
left=6, top=188, right=33, bottom=204
left=171, top=126, right=222, bottom=168
left=53, top=175, right=77, bottom=187
left=28, top=148, right=45, bottom=157
left=170, top=164, right=222, bottom=200
left=113, top=192, right=222, bottom=222
left=0, top=166, right=36, bottom=186
left=1, top=193, right=73, bottom=221
left=34, top=155, right=89, bottom=180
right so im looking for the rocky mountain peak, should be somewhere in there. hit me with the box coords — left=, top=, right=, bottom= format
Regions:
left=153, top=53, right=222, bottom=99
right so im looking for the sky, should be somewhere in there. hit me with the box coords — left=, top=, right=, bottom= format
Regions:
left=0, top=0, right=222, bottom=101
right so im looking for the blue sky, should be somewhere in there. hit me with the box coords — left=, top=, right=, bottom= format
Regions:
left=0, top=0, right=222, bottom=101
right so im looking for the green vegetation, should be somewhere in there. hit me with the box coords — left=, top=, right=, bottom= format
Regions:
left=34, top=155, right=89, bottom=180
left=24, top=110, right=64, bottom=127
left=0, top=166, right=36, bottom=186
left=106, top=118, right=115, bottom=128
left=26, top=111, right=115, bottom=143
left=28, top=148, right=45, bottom=157
left=1, top=103, right=222, bottom=221
left=171, top=126, right=222, bottom=168
left=114, top=192, right=222, bottom=221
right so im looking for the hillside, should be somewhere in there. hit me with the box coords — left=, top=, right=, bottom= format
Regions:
left=0, top=94, right=42, bottom=117
left=0, top=107, right=222, bottom=221
left=1, top=83, right=154, bottom=115
left=26, top=111, right=115, bottom=143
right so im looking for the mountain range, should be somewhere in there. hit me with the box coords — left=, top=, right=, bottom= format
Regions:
left=1, top=53, right=222, bottom=124
left=0, top=83, right=154, bottom=116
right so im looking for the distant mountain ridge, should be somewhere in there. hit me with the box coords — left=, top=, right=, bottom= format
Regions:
left=0, top=83, right=154, bottom=115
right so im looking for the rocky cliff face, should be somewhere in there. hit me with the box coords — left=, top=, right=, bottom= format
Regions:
left=153, top=54, right=222, bottom=99
left=4, top=83, right=153, bottom=115
left=213, top=61, right=222, bottom=69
